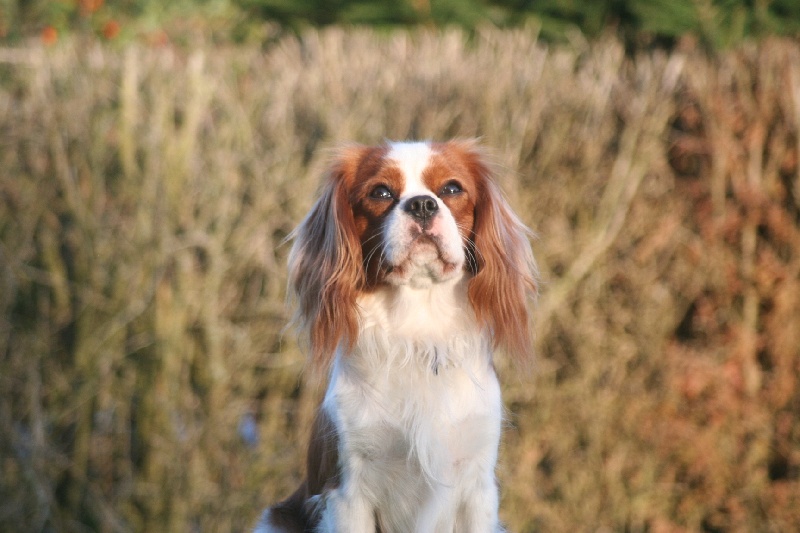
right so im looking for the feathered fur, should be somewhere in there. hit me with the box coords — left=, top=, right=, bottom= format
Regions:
left=256, top=140, right=537, bottom=533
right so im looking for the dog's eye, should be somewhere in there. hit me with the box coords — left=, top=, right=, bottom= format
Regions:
left=439, top=182, right=463, bottom=196
left=369, top=185, right=394, bottom=200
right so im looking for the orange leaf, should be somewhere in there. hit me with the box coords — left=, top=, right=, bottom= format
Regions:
left=102, top=20, right=120, bottom=40
left=41, top=26, right=58, bottom=45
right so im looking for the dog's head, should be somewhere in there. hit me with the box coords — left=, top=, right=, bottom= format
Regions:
left=288, top=140, right=537, bottom=371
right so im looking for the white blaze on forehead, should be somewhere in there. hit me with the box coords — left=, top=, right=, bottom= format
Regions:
left=386, top=141, right=433, bottom=196
left=381, top=141, right=465, bottom=287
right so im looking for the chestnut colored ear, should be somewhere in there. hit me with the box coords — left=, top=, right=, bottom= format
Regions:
left=457, top=142, right=538, bottom=366
left=288, top=147, right=366, bottom=373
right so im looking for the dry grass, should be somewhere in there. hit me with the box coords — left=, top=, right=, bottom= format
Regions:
left=1, top=29, right=799, bottom=532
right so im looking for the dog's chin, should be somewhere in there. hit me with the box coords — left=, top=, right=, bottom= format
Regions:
left=383, top=239, right=464, bottom=288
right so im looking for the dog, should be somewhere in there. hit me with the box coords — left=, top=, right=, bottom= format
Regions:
left=256, top=140, right=537, bottom=533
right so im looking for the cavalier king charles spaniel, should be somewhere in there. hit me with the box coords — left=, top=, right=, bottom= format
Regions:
left=256, top=140, right=537, bottom=533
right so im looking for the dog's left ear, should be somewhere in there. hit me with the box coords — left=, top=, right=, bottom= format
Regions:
left=453, top=141, right=538, bottom=366
left=287, top=145, right=368, bottom=373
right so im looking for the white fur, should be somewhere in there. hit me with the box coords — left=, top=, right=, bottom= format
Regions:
left=317, top=281, right=504, bottom=533
left=386, top=142, right=433, bottom=194
left=383, top=142, right=465, bottom=288
left=253, top=511, right=276, bottom=533
left=313, top=142, right=505, bottom=532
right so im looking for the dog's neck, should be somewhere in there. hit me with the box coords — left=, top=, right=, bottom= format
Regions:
left=337, top=273, right=490, bottom=376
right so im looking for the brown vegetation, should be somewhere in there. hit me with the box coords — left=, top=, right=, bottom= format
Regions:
left=1, top=29, right=799, bottom=532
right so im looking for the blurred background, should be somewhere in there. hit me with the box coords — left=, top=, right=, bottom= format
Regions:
left=2, top=1, right=800, bottom=532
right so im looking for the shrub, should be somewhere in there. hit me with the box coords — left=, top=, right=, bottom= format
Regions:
left=1, top=29, right=799, bottom=531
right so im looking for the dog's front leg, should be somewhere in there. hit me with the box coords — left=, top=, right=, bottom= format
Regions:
left=455, top=468, right=504, bottom=533
left=314, top=460, right=375, bottom=533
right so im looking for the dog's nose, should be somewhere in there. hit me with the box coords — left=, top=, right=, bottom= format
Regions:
left=404, top=195, right=439, bottom=223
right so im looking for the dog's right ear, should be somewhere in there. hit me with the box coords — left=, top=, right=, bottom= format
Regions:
left=287, top=146, right=368, bottom=373
left=452, top=141, right=539, bottom=368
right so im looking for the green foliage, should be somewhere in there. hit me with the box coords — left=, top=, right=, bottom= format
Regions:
left=626, top=0, right=800, bottom=48
left=240, top=0, right=420, bottom=27
left=2, top=0, right=800, bottom=46
left=489, top=0, right=800, bottom=47
left=238, top=0, right=491, bottom=28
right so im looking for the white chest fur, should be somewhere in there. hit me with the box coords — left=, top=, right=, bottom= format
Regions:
left=317, top=277, right=505, bottom=533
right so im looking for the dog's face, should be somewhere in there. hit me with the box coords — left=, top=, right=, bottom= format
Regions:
left=289, top=140, right=537, bottom=369
left=347, top=142, right=477, bottom=288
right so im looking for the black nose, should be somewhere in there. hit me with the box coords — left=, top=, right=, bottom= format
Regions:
left=404, top=195, right=439, bottom=223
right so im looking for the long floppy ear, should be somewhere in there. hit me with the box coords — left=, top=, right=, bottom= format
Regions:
left=288, top=147, right=366, bottom=373
left=460, top=143, right=538, bottom=367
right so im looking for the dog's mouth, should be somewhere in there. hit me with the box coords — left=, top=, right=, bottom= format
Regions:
left=383, top=233, right=463, bottom=287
